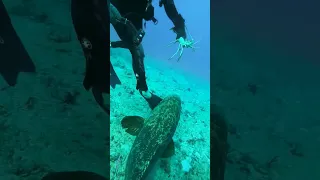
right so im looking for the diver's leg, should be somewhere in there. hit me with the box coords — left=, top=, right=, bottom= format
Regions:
left=109, top=3, right=132, bottom=49
left=129, top=45, right=152, bottom=98
left=71, top=0, right=110, bottom=114
left=109, top=2, right=162, bottom=108
left=110, top=2, right=139, bottom=46
left=130, top=44, right=163, bottom=109
left=109, top=2, right=122, bottom=25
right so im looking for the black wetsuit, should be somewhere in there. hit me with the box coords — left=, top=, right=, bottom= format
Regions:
left=71, top=0, right=109, bottom=93
left=110, top=0, right=187, bottom=92
left=71, top=0, right=143, bottom=113
left=71, top=0, right=185, bottom=110
left=71, top=0, right=111, bottom=113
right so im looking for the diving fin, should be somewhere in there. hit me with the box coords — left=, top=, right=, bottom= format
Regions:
left=0, top=1, right=36, bottom=86
left=144, top=93, right=163, bottom=110
left=121, top=116, right=145, bottom=136
left=92, top=87, right=110, bottom=114
left=110, top=61, right=121, bottom=88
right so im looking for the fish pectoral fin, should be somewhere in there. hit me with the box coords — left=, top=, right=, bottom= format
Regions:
left=121, top=116, right=145, bottom=136
left=161, top=139, right=175, bottom=158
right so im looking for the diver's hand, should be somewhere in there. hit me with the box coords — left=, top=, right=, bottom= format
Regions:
left=167, top=37, right=199, bottom=61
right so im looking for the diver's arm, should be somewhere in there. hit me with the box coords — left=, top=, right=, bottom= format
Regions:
left=159, top=0, right=186, bottom=39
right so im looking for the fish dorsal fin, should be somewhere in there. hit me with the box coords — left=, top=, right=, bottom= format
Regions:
left=121, top=116, right=145, bottom=136
left=161, top=139, right=175, bottom=158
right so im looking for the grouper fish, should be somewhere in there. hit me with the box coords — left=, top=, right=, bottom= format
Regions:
left=121, top=95, right=182, bottom=180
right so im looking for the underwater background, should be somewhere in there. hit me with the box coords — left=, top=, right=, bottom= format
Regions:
left=213, top=0, right=320, bottom=179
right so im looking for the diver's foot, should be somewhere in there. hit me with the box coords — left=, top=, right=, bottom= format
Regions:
left=140, top=90, right=152, bottom=99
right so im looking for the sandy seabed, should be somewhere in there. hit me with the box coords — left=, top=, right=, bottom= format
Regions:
left=110, top=49, right=210, bottom=180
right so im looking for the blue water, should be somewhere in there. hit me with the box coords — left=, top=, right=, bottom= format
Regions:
left=110, top=0, right=210, bottom=82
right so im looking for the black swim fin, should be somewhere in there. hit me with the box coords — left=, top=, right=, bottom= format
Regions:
left=0, top=1, right=36, bottom=86
left=144, top=93, right=163, bottom=110
left=82, top=51, right=109, bottom=93
left=110, top=61, right=121, bottom=88
left=92, top=86, right=110, bottom=114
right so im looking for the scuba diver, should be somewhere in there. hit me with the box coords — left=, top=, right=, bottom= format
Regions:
left=110, top=0, right=197, bottom=109
left=71, top=0, right=196, bottom=111
left=71, top=0, right=161, bottom=111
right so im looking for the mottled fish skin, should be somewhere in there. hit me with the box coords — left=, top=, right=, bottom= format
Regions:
left=125, top=95, right=182, bottom=180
